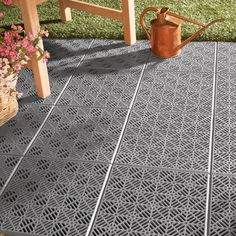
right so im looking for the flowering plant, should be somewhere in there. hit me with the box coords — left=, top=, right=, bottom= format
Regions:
left=0, top=0, right=50, bottom=97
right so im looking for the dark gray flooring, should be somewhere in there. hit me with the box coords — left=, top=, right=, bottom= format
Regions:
left=0, top=39, right=235, bottom=236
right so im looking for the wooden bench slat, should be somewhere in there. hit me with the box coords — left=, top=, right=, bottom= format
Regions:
left=65, top=0, right=123, bottom=21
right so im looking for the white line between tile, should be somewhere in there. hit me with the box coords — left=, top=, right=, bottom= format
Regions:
left=85, top=62, right=148, bottom=236
left=204, top=42, right=218, bottom=236
left=0, top=39, right=95, bottom=198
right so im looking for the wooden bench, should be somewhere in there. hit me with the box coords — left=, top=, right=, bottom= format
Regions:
left=12, top=0, right=136, bottom=99
left=59, top=0, right=136, bottom=45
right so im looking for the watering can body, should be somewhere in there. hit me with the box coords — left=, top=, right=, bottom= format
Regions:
left=150, top=18, right=182, bottom=58
left=140, top=7, right=224, bottom=58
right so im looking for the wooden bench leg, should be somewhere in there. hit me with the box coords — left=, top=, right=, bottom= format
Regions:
left=59, top=0, right=72, bottom=22
left=122, top=0, right=136, bottom=45
left=18, top=0, right=51, bottom=98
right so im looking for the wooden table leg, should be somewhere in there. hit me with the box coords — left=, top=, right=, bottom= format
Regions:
left=18, top=0, right=51, bottom=98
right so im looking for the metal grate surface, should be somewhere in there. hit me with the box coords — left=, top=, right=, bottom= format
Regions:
left=217, top=43, right=236, bottom=74
left=147, top=42, right=216, bottom=73
left=133, top=70, right=214, bottom=115
left=213, top=115, right=236, bottom=174
left=90, top=165, right=207, bottom=236
left=57, top=67, right=142, bottom=108
left=26, top=106, right=128, bottom=162
left=0, top=156, right=110, bottom=236
left=210, top=174, right=236, bottom=235
left=0, top=104, right=51, bottom=155
left=114, top=70, right=213, bottom=171
left=17, top=39, right=93, bottom=105
left=115, top=110, right=211, bottom=171
left=215, top=73, right=236, bottom=117
left=1, top=40, right=236, bottom=236
left=80, top=40, right=150, bottom=70
left=0, top=155, right=20, bottom=191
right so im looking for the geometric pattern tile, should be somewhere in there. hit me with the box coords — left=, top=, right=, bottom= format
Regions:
left=0, top=155, right=20, bottom=191
left=215, top=73, right=236, bottom=117
left=147, top=42, right=216, bottom=73
left=17, top=39, right=93, bottom=105
left=0, top=104, right=51, bottom=156
left=0, top=156, right=109, bottom=236
left=26, top=106, right=128, bottom=163
left=217, top=43, right=236, bottom=74
left=90, top=165, right=207, bottom=236
left=80, top=39, right=150, bottom=70
left=115, top=110, right=211, bottom=172
left=213, top=115, right=236, bottom=174
left=57, top=67, right=142, bottom=108
left=210, top=174, right=236, bottom=235
left=2, top=40, right=236, bottom=236
left=134, top=71, right=214, bottom=115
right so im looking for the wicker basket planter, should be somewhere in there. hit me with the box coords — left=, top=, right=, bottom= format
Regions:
left=0, top=73, right=19, bottom=126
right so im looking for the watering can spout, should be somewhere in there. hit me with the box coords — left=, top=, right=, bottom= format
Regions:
left=176, top=18, right=224, bottom=51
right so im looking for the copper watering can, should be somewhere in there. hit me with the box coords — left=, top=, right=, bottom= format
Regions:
left=140, top=7, right=224, bottom=58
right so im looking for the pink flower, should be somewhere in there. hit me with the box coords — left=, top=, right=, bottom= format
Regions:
left=0, top=12, right=4, bottom=18
left=17, top=25, right=23, bottom=31
left=15, top=92, right=23, bottom=98
left=11, top=25, right=17, bottom=30
left=2, top=0, right=13, bottom=5
left=42, top=51, right=50, bottom=62
left=0, top=21, right=49, bottom=95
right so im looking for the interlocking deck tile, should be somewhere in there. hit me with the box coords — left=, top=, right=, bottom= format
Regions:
left=0, top=156, right=110, bottom=236
left=210, top=174, right=236, bottom=235
left=80, top=39, right=150, bottom=70
left=217, top=43, right=236, bottom=74
left=0, top=104, right=51, bottom=156
left=90, top=165, right=207, bottom=236
left=213, top=116, right=236, bottom=174
left=213, top=72, right=236, bottom=174
left=17, top=39, right=93, bottom=105
left=26, top=106, right=128, bottom=162
left=215, top=73, right=236, bottom=117
left=133, top=70, right=214, bottom=115
left=115, top=109, right=211, bottom=171
left=57, top=67, right=142, bottom=108
left=2, top=40, right=236, bottom=236
left=0, top=155, right=20, bottom=191
left=147, top=42, right=216, bottom=73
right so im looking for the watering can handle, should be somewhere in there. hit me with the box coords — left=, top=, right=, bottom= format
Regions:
left=140, top=7, right=160, bottom=40
left=176, top=18, right=224, bottom=50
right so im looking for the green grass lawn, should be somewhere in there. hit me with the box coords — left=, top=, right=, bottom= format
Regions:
left=1, top=0, right=235, bottom=41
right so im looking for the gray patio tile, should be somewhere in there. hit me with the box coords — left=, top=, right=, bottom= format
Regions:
left=17, top=39, right=93, bottom=105
left=133, top=70, right=214, bottom=115
left=215, top=73, right=236, bottom=117
left=0, top=104, right=51, bottom=156
left=0, top=155, right=20, bottom=191
left=57, top=67, right=142, bottom=108
left=80, top=39, right=150, bottom=70
left=210, top=174, right=236, bottom=235
left=213, top=115, right=236, bottom=174
left=115, top=109, right=210, bottom=172
left=0, top=156, right=109, bottom=236
left=26, top=106, right=128, bottom=163
left=212, top=71, right=236, bottom=174
left=90, top=165, right=207, bottom=236
left=217, top=43, right=236, bottom=74
left=147, top=42, right=216, bottom=72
